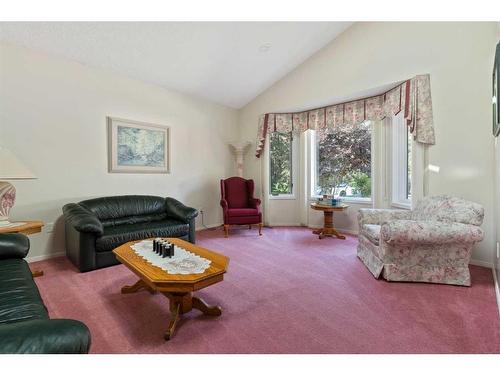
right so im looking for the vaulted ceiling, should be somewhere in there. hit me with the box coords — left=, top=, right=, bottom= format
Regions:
left=0, top=22, right=352, bottom=108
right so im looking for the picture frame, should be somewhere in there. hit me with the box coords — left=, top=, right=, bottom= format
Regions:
left=493, top=42, right=500, bottom=137
left=107, top=117, right=170, bottom=173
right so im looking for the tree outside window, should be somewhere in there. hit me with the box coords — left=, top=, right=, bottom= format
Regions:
left=269, top=132, right=293, bottom=195
left=315, top=121, right=371, bottom=198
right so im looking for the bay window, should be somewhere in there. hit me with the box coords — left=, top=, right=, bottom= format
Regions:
left=266, top=113, right=420, bottom=216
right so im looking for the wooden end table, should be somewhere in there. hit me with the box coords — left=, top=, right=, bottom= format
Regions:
left=0, top=220, right=44, bottom=235
left=113, top=238, right=230, bottom=341
left=310, top=203, right=349, bottom=239
left=0, top=220, right=45, bottom=277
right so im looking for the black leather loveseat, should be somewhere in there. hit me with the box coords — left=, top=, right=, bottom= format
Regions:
left=0, top=233, right=91, bottom=353
left=63, top=195, right=198, bottom=272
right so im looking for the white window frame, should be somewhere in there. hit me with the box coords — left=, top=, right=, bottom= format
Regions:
left=390, top=112, right=412, bottom=209
left=268, top=132, right=299, bottom=200
left=309, top=124, right=374, bottom=204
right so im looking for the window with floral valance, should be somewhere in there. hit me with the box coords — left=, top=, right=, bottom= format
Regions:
left=255, top=74, right=435, bottom=158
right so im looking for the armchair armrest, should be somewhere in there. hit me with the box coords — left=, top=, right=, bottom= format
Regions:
left=0, top=233, right=30, bottom=260
left=165, top=197, right=198, bottom=224
left=0, top=319, right=91, bottom=354
left=220, top=199, right=228, bottom=210
left=249, top=198, right=261, bottom=209
left=62, top=203, right=103, bottom=235
left=358, top=208, right=411, bottom=226
left=380, top=220, right=484, bottom=245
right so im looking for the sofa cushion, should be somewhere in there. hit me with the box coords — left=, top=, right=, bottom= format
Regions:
left=95, top=219, right=189, bottom=253
left=80, top=195, right=166, bottom=221
left=0, top=259, right=48, bottom=324
left=361, top=224, right=381, bottom=246
left=227, top=208, right=259, bottom=217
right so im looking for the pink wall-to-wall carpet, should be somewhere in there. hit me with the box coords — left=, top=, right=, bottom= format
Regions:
left=30, top=227, right=500, bottom=353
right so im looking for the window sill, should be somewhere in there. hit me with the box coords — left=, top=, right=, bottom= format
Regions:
left=309, top=197, right=372, bottom=205
left=391, top=202, right=411, bottom=210
left=269, top=195, right=296, bottom=200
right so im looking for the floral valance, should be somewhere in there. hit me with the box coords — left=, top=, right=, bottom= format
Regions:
left=255, top=74, right=435, bottom=158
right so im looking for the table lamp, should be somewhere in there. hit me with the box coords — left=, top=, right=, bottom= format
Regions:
left=0, top=146, right=36, bottom=226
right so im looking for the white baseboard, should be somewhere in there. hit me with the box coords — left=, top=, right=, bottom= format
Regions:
left=307, top=224, right=359, bottom=236
left=469, top=259, right=494, bottom=268
left=26, top=251, right=65, bottom=263
left=196, top=223, right=222, bottom=231
left=493, top=267, right=500, bottom=318
left=335, top=228, right=359, bottom=236
left=267, top=222, right=302, bottom=227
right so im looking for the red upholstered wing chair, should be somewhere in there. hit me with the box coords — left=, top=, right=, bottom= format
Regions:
left=220, top=177, right=262, bottom=237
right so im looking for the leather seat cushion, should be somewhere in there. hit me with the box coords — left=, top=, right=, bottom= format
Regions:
left=362, top=224, right=381, bottom=246
left=0, top=259, right=48, bottom=324
left=227, top=208, right=259, bottom=217
left=95, top=219, right=189, bottom=253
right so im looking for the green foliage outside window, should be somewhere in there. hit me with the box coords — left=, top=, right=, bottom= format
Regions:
left=316, top=122, right=371, bottom=198
left=270, top=132, right=292, bottom=195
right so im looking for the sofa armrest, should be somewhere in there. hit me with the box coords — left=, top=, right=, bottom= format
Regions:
left=358, top=208, right=411, bottom=226
left=62, top=203, right=103, bottom=235
left=0, top=233, right=30, bottom=260
left=380, top=220, right=484, bottom=245
left=0, top=319, right=91, bottom=354
left=165, top=197, right=198, bottom=224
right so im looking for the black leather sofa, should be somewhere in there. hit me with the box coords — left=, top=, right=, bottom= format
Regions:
left=63, top=195, right=198, bottom=272
left=0, top=233, right=91, bottom=353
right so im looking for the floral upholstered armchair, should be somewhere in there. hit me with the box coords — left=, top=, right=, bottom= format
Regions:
left=357, top=195, right=484, bottom=286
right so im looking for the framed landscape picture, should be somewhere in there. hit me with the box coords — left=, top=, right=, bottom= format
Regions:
left=107, top=117, right=170, bottom=173
left=493, top=42, right=500, bottom=136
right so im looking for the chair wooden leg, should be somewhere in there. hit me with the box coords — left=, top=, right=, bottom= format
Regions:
left=258, top=223, right=263, bottom=235
left=248, top=225, right=251, bottom=230
left=224, top=224, right=229, bottom=238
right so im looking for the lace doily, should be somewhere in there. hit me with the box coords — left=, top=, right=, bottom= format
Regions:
left=131, top=240, right=211, bottom=275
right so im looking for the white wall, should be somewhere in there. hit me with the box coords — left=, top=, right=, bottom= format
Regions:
left=0, top=42, right=238, bottom=260
left=493, top=23, right=500, bottom=287
left=239, top=22, right=498, bottom=265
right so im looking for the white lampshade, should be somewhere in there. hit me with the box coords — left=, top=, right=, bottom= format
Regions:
left=0, top=146, right=37, bottom=180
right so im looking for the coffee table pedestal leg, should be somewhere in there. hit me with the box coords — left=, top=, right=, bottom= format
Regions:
left=312, top=211, right=346, bottom=240
left=163, top=292, right=222, bottom=341
left=121, top=279, right=156, bottom=294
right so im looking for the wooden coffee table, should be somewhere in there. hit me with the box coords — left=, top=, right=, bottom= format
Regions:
left=113, top=238, right=230, bottom=340
left=310, top=203, right=349, bottom=239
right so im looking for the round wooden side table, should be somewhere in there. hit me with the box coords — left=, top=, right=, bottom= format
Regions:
left=310, top=203, right=349, bottom=239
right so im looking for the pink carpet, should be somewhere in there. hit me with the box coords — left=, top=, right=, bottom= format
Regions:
left=30, top=227, right=500, bottom=353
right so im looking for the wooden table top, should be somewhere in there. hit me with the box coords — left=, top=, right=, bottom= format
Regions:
left=113, top=238, right=230, bottom=292
left=0, top=220, right=44, bottom=235
left=310, top=202, right=349, bottom=211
